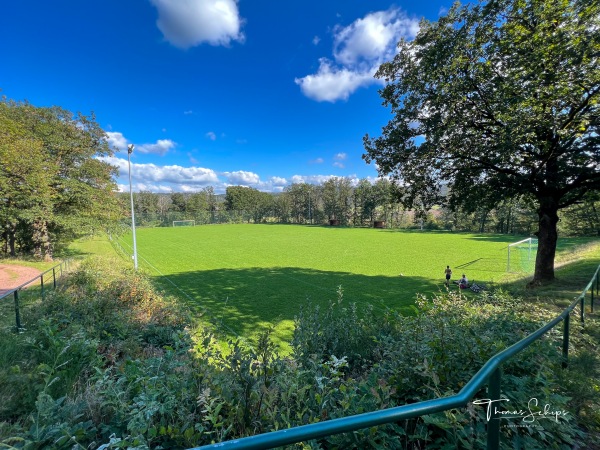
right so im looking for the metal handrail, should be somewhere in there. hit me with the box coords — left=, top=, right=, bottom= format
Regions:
left=192, top=264, right=600, bottom=450
left=0, top=259, right=72, bottom=331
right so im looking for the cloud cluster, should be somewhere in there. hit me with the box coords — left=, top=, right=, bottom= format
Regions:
left=106, top=131, right=129, bottom=152
left=333, top=152, right=348, bottom=168
left=223, top=170, right=260, bottom=185
left=150, top=0, right=244, bottom=48
left=137, top=139, right=176, bottom=155
left=103, top=156, right=219, bottom=184
left=104, top=155, right=371, bottom=194
left=106, top=131, right=176, bottom=156
left=296, top=7, right=420, bottom=102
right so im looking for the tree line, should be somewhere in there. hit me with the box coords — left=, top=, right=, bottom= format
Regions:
left=123, top=180, right=599, bottom=236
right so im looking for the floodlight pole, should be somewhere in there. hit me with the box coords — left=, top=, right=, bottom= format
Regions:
left=309, top=190, right=312, bottom=224
left=127, top=144, right=139, bottom=271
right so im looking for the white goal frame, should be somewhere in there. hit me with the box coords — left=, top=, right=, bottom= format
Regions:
left=173, top=220, right=195, bottom=227
left=507, top=237, right=537, bottom=272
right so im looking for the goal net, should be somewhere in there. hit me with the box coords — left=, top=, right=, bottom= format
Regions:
left=507, top=238, right=538, bottom=273
left=173, top=220, right=195, bottom=227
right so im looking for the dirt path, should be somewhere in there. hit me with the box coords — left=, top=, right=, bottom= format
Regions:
left=0, top=264, right=42, bottom=296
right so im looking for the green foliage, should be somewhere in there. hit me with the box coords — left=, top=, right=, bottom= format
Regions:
left=0, top=98, right=121, bottom=259
left=363, top=0, right=600, bottom=282
left=292, top=286, right=378, bottom=372
left=223, top=186, right=275, bottom=223
left=0, top=256, right=598, bottom=449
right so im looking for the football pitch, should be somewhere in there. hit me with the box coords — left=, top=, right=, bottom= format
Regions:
left=118, top=224, right=534, bottom=349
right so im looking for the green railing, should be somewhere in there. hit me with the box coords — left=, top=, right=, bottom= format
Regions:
left=191, top=265, right=600, bottom=450
left=0, top=259, right=72, bottom=332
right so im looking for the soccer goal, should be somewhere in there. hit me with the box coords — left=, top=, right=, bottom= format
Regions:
left=507, top=237, right=538, bottom=273
left=173, top=220, right=195, bottom=227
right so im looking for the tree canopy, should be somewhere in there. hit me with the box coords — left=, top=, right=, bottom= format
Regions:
left=363, top=0, right=600, bottom=283
left=0, top=98, right=120, bottom=258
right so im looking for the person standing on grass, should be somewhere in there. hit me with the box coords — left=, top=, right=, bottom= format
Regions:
left=444, top=265, right=452, bottom=286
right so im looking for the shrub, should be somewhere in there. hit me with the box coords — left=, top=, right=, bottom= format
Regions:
left=0, top=257, right=596, bottom=449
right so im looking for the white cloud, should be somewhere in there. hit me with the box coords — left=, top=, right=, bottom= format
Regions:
left=333, top=161, right=345, bottom=168
left=295, top=59, right=375, bottom=102
left=206, top=131, right=217, bottom=141
left=106, top=131, right=128, bottom=152
left=224, top=170, right=260, bottom=185
left=334, top=152, right=347, bottom=160
left=106, top=132, right=175, bottom=156
left=297, top=7, right=419, bottom=102
left=290, top=174, right=336, bottom=184
left=101, top=156, right=219, bottom=187
left=106, top=157, right=369, bottom=194
left=137, top=139, right=176, bottom=155
left=333, top=9, right=419, bottom=66
left=184, top=110, right=193, bottom=115
left=312, top=36, right=321, bottom=45
left=150, top=0, right=244, bottom=49
left=309, top=157, right=324, bottom=164
left=269, top=176, right=288, bottom=186
left=136, top=183, right=175, bottom=193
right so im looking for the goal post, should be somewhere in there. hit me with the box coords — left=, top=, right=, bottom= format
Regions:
left=173, top=220, right=195, bottom=227
left=507, top=237, right=538, bottom=273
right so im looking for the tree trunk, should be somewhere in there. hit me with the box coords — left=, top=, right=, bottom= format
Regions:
left=32, top=219, right=52, bottom=260
left=7, top=223, right=16, bottom=257
left=532, top=198, right=559, bottom=284
left=591, top=202, right=600, bottom=236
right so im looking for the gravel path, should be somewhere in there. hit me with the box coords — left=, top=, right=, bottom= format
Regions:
left=0, top=264, right=42, bottom=296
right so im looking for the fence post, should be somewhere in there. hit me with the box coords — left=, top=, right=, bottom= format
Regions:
left=562, top=314, right=570, bottom=369
left=41, top=274, right=45, bottom=300
left=53, top=268, right=57, bottom=289
left=592, top=287, right=595, bottom=313
left=580, top=296, right=584, bottom=323
left=486, top=367, right=502, bottom=450
left=13, top=290, right=22, bottom=331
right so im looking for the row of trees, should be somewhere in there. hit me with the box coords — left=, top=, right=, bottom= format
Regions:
left=126, top=179, right=403, bottom=228
left=0, top=98, right=120, bottom=259
left=125, top=179, right=598, bottom=236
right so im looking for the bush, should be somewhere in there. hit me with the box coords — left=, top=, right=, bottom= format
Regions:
left=0, top=257, right=596, bottom=449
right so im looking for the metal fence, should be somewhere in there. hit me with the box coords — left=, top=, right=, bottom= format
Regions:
left=0, top=259, right=73, bottom=332
left=191, top=264, right=600, bottom=450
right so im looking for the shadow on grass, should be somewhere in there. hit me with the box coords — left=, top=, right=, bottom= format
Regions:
left=56, top=248, right=92, bottom=258
left=496, top=244, right=600, bottom=314
left=150, top=266, right=443, bottom=349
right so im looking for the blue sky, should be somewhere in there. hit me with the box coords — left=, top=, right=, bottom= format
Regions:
left=1, top=0, right=450, bottom=193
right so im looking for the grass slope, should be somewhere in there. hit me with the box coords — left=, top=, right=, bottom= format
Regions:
left=117, top=224, right=595, bottom=349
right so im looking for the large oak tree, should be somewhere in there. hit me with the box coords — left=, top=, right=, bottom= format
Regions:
left=363, top=0, right=600, bottom=283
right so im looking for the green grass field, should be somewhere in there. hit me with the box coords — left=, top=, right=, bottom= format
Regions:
left=114, top=224, right=594, bottom=349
